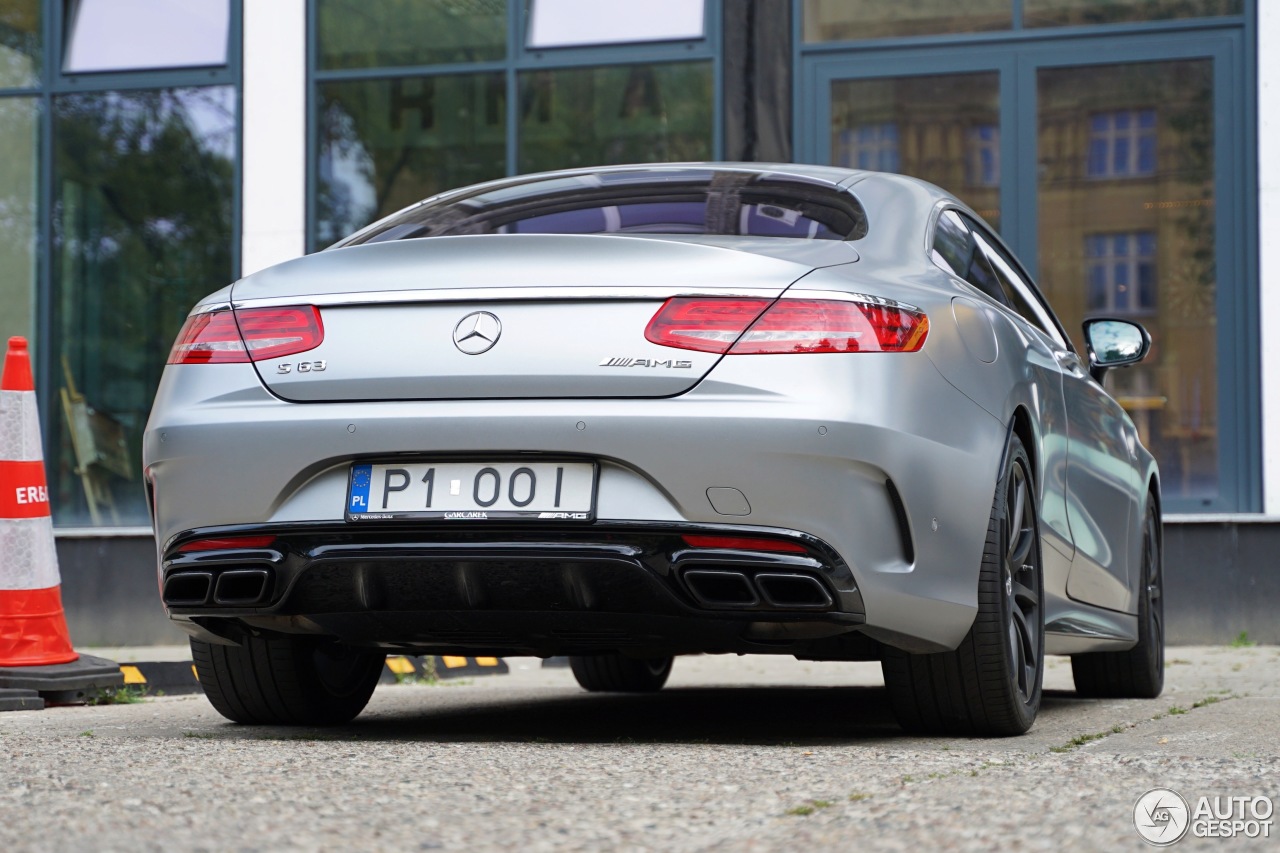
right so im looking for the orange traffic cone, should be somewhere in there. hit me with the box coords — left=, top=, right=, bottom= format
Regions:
left=0, top=337, right=120, bottom=705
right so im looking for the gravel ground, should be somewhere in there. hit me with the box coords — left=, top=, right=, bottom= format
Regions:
left=1, top=646, right=1277, bottom=852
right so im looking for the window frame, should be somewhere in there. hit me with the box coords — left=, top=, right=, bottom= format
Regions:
left=1085, top=107, right=1158, bottom=180
left=1085, top=230, right=1158, bottom=315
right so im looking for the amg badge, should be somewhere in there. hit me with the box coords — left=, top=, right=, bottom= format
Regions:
left=599, top=357, right=693, bottom=368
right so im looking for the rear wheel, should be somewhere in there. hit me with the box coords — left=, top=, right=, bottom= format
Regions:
left=570, top=654, right=673, bottom=692
left=191, top=636, right=385, bottom=725
left=1071, top=500, right=1164, bottom=698
left=881, top=434, right=1044, bottom=736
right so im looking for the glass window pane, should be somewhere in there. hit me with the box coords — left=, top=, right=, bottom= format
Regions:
left=0, top=97, right=38, bottom=346
left=317, top=74, right=507, bottom=246
left=1038, top=60, right=1216, bottom=500
left=1025, top=0, right=1241, bottom=28
left=0, top=0, right=40, bottom=87
left=317, top=0, right=506, bottom=70
left=52, top=87, right=236, bottom=526
left=931, top=209, right=972, bottom=276
left=527, top=0, right=704, bottom=49
left=346, top=169, right=867, bottom=244
left=803, top=0, right=1011, bottom=42
left=518, top=62, right=713, bottom=174
left=830, top=72, right=1001, bottom=229
left=64, top=0, right=229, bottom=73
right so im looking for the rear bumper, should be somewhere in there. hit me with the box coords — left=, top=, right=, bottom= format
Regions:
left=144, top=353, right=1006, bottom=652
left=161, top=521, right=868, bottom=657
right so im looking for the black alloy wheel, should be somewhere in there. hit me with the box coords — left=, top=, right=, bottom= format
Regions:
left=1071, top=499, right=1164, bottom=698
left=881, top=434, right=1045, bottom=736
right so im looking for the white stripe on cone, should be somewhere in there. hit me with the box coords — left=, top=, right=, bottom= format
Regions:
left=0, top=517, right=61, bottom=590
left=0, top=390, right=44, bottom=462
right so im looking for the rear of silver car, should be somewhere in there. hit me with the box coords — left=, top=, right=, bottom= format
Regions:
left=144, top=231, right=1000, bottom=663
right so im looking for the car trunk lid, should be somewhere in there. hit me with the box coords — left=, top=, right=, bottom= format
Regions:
left=231, top=234, right=853, bottom=401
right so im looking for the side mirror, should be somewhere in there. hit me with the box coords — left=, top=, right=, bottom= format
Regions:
left=1082, top=318, right=1151, bottom=382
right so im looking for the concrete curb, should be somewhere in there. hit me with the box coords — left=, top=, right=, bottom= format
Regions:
left=0, top=655, right=511, bottom=711
left=124, top=655, right=511, bottom=693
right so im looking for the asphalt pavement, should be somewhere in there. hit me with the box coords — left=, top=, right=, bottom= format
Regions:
left=1, top=646, right=1277, bottom=851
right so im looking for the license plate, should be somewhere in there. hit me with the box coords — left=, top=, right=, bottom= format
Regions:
left=346, top=460, right=596, bottom=521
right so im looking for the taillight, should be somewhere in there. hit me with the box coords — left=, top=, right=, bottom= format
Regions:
left=168, top=306, right=324, bottom=364
left=645, top=297, right=927, bottom=355
left=644, top=297, right=773, bottom=353
left=681, top=534, right=808, bottom=554
left=730, top=299, right=928, bottom=354
left=177, top=535, right=277, bottom=552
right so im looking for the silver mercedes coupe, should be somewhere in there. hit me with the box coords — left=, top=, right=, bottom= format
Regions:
left=143, top=163, right=1164, bottom=734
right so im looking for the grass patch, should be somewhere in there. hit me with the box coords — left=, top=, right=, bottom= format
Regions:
left=79, top=730, right=93, bottom=738
left=86, top=686, right=146, bottom=706
left=1168, top=705, right=1187, bottom=715
left=1230, top=631, right=1254, bottom=648
left=1050, top=730, right=1113, bottom=753
left=848, top=792, right=872, bottom=802
left=1192, top=696, right=1222, bottom=710
left=182, top=731, right=217, bottom=739
left=786, top=800, right=834, bottom=817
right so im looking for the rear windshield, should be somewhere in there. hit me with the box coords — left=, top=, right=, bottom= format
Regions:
left=341, top=169, right=869, bottom=246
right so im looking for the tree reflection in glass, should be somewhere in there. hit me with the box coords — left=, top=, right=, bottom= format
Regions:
left=52, top=87, right=236, bottom=525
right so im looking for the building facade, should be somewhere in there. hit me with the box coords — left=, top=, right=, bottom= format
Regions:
left=0, top=1, right=1271, bottom=642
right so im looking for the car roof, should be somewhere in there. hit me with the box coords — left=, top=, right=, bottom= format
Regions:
left=336, top=162, right=962, bottom=250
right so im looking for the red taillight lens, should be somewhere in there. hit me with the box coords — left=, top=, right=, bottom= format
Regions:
left=645, top=297, right=927, bottom=355
left=730, top=299, right=928, bottom=354
left=177, top=535, right=277, bottom=552
left=168, top=306, right=324, bottom=364
left=681, top=534, right=808, bottom=554
left=644, top=297, right=773, bottom=353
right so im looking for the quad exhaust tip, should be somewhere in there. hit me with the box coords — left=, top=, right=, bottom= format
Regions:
left=682, top=568, right=834, bottom=611
left=163, top=568, right=273, bottom=607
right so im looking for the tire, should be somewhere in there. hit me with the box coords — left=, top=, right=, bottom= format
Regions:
left=1071, top=499, right=1164, bottom=699
left=191, top=636, right=385, bottom=725
left=569, top=654, right=673, bottom=692
left=881, top=434, right=1045, bottom=736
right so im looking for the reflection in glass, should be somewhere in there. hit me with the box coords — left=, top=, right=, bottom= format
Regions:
left=830, top=73, right=1001, bottom=229
left=317, top=0, right=506, bottom=69
left=1085, top=319, right=1147, bottom=365
left=527, top=0, right=704, bottom=48
left=1025, top=0, right=1241, bottom=27
left=803, top=0, right=1010, bottom=41
left=52, top=88, right=236, bottom=525
left=347, top=169, right=867, bottom=245
left=63, top=0, right=229, bottom=73
left=1037, top=61, right=1215, bottom=499
left=0, top=97, right=38, bottom=345
left=317, top=74, right=507, bottom=246
left=517, top=62, right=713, bottom=174
left=0, top=0, right=39, bottom=87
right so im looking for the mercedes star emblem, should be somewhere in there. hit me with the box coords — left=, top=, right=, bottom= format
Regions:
left=453, top=311, right=502, bottom=355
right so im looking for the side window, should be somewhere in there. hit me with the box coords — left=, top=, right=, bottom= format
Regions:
left=930, top=209, right=970, bottom=277
left=968, top=224, right=1069, bottom=348
left=931, top=209, right=1009, bottom=308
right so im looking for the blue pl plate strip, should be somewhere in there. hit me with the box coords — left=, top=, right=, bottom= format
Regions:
left=349, top=464, right=372, bottom=513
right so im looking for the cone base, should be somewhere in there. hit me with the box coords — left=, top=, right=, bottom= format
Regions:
left=0, top=586, right=78, bottom=667
left=0, top=653, right=123, bottom=700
